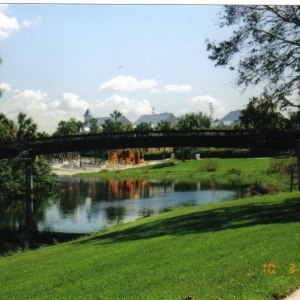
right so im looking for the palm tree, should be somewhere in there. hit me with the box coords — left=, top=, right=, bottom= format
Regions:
left=110, top=110, right=122, bottom=124
left=16, top=112, right=38, bottom=140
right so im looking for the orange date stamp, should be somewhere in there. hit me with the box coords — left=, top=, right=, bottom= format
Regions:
left=263, top=263, right=300, bottom=274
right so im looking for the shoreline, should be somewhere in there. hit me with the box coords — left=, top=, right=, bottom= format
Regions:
left=51, top=159, right=166, bottom=176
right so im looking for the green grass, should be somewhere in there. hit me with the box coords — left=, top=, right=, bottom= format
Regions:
left=75, top=158, right=294, bottom=192
left=1, top=192, right=300, bottom=299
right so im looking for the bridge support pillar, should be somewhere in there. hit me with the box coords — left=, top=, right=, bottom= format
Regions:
left=25, top=155, right=37, bottom=195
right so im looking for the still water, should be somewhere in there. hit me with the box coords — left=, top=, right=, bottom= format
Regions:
left=0, top=177, right=247, bottom=255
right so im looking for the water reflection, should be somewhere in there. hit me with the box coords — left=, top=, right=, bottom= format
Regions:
left=0, top=178, right=248, bottom=255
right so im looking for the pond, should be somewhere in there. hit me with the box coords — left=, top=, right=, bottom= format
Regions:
left=0, top=177, right=248, bottom=255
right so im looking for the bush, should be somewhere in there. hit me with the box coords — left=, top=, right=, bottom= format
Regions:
left=199, top=159, right=220, bottom=172
left=227, top=168, right=242, bottom=176
left=246, top=180, right=280, bottom=196
left=144, top=151, right=173, bottom=161
left=267, top=158, right=297, bottom=175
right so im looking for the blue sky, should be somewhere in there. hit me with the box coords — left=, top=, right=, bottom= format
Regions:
left=0, top=4, right=263, bottom=134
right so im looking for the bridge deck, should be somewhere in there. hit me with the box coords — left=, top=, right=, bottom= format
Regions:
left=0, top=130, right=299, bottom=159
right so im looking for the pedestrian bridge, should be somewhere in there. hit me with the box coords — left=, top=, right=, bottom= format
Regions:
left=0, top=129, right=299, bottom=159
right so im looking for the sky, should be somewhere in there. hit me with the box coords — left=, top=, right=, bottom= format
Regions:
left=0, top=3, right=264, bottom=134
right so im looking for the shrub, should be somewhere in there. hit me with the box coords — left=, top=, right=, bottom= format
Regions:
left=144, top=150, right=173, bottom=160
left=246, top=180, right=280, bottom=196
left=267, top=158, right=297, bottom=175
left=227, top=168, right=242, bottom=176
left=199, top=159, right=220, bottom=172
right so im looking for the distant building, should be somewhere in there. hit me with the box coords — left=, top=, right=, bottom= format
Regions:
left=133, top=113, right=178, bottom=128
left=213, top=110, right=242, bottom=128
left=97, top=116, right=132, bottom=129
left=82, top=109, right=93, bottom=133
left=82, top=109, right=132, bottom=133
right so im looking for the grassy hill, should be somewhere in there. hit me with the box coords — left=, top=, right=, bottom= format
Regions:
left=1, top=191, right=300, bottom=299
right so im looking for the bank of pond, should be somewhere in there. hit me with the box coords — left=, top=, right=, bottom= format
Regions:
left=1, top=190, right=300, bottom=299
left=1, top=157, right=297, bottom=255
left=0, top=176, right=250, bottom=255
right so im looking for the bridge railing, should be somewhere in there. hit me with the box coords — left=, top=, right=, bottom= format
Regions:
left=22, top=129, right=257, bottom=146
left=2, top=129, right=300, bottom=159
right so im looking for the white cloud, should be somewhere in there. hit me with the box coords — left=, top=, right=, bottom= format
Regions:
left=22, top=16, right=43, bottom=28
left=9, top=89, right=48, bottom=113
left=0, top=82, right=11, bottom=93
left=0, top=89, right=91, bottom=134
left=0, top=4, right=8, bottom=13
left=190, top=95, right=225, bottom=117
left=48, top=100, right=61, bottom=110
left=0, top=5, right=19, bottom=39
left=14, top=89, right=47, bottom=101
left=96, top=95, right=152, bottom=118
left=150, top=88, right=160, bottom=94
left=0, top=5, right=42, bottom=40
left=62, top=92, right=89, bottom=110
left=100, top=75, right=157, bottom=92
left=177, top=108, right=190, bottom=116
left=164, top=85, right=192, bottom=93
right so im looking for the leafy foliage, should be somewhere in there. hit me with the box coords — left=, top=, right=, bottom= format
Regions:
left=155, top=120, right=172, bottom=131
left=17, top=112, right=38, bottom=140
left=135, top=122, right=153, bottom=131
left=239, top=92, right=288, bottom=131
left=32, top=156, right=58, bottom=191
left=206, top=5, right=300, bottom=108
left=89, top=117, right=99, bottom=134
left=0, top=112, right=57, bottom=196
left=287, top=109, right=300, bottom=130
left=198, top=159, right=220, bottom=172
left=0, top=153, right=57, bottom=196
left=53, top=118, right=83, bottom=136
left=110, top=110, right=122, bottom=124
left=176, top=112, right=210, bottom=130
left=0, top=113, right=17, bottom=143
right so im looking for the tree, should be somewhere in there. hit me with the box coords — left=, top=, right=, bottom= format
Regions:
left=37, top=131, right=49, bottom=138
left=89, top=117, right=99, bottom=134
left=110, top=110, right=122, bottom=124
left=155, top=120, right=172, bottom=131
left=239, top=93, right=287, bottom=131
left=175, top=112, right=210, bottom=161
left=176, top=112, right=210, bottom=130
left=101, top=119, right=117, bottom=133
left=0, top=113, right=17, bottom=143
left=135, top=122, right=153, bottom=131
left=286, top=109, right=300, bottom=131
left=17, top=112, right=38, bottom=140
left=53, top=118, right=83, bottom=136
left=206, top=5, right=300, bottom=109
left=122, top=124, right=133, bottom=132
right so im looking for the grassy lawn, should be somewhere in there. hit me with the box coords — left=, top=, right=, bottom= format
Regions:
left=76, top=158, right=295, bottom=192
left=1, top=191, right=300, bottom=299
